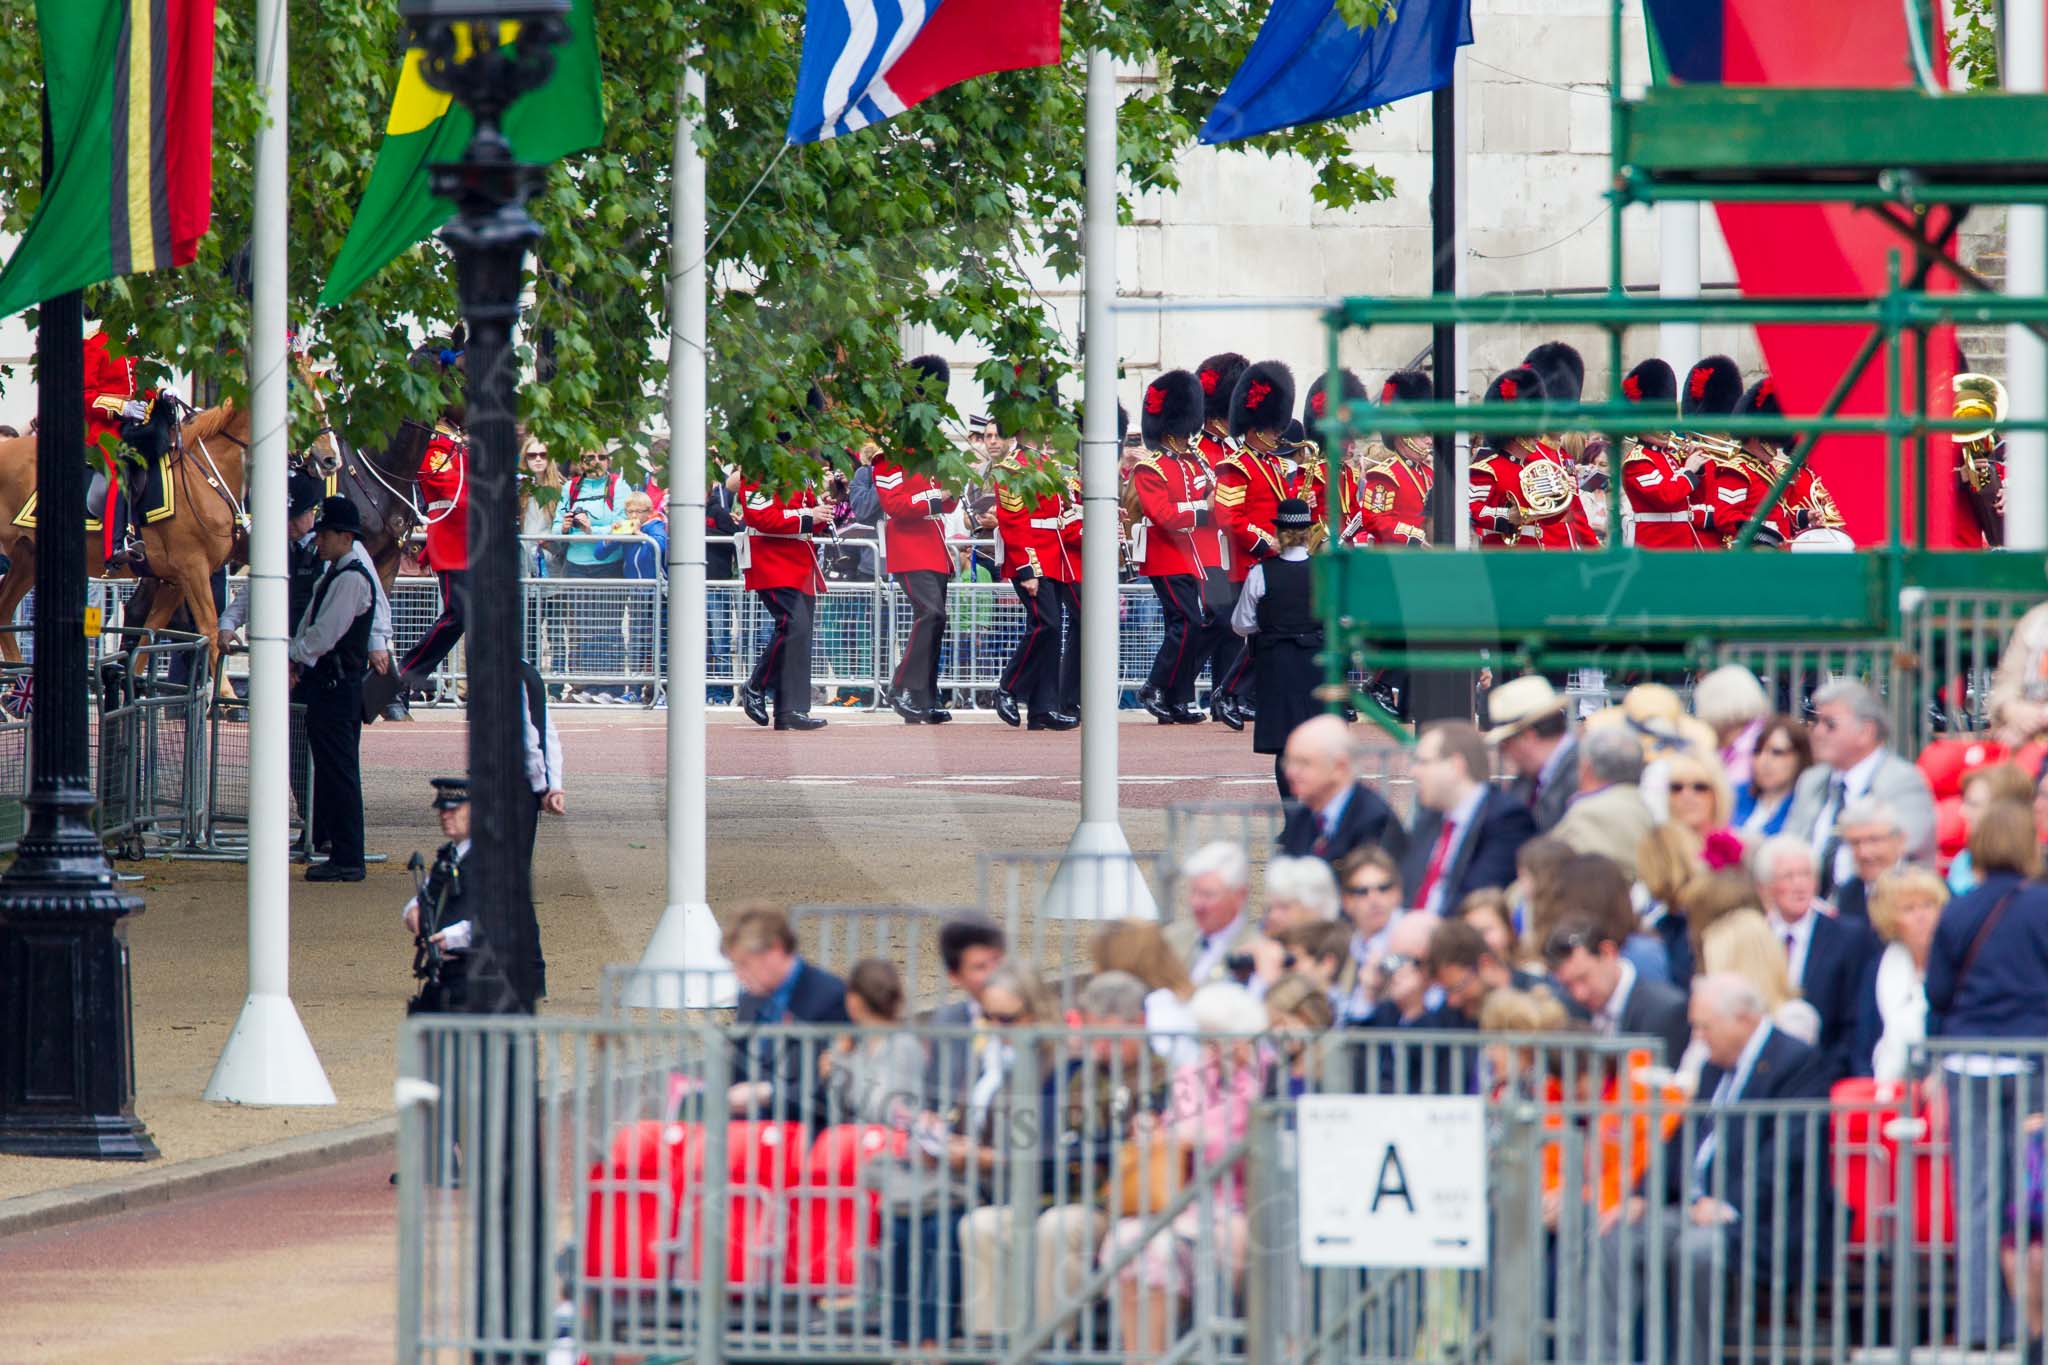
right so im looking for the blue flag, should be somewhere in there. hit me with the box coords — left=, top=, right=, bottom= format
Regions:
left=1199, top=0, right=1474, bottom=145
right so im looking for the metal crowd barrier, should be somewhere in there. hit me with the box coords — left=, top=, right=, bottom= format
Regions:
left=397, top=1015, right=2048, bottom=1365
left=199, top=664, right=314, bottom=860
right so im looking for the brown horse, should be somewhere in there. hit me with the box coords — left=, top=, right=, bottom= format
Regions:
left=0, top=400, right=251, bottom=682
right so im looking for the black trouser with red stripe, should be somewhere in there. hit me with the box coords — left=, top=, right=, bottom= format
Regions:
left=747, top=587, right=815, bottom=717
left=890, top=569, right=949, bottom=708
left=1000, top=577, right=1063, bottom=715
left=401, top=568, right=468, bottom=681
left=1146, top=573, right=1205, bottom=704
left=1193, top=568, right=1251, bottom=704
left=1050, top=579, right=1081, bottom=714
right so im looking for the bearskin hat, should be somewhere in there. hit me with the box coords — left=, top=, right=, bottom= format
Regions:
left=1140, top=370, right=1206, bottom=450
left=1681, top=355, right=1744, bottom=419
left=1524, top=342, right=1586, bottom=404
left=1277, top=418, right=1310, bottom=454
left=906, top=353, right=950, bottom=397
left=1738, top=377, right=1793, bottom=451
left=1303, top=367, right=1367, bottom=431
left=1481, top=366, right=1546, bottom=451
left=1620, top=358, right=1677, bottom=405
left=1377, top=369, right=1433, bottom=449
left=1229, top=360, right=1296, bottom=440
left=1195, top=353, right=1251, bottom=427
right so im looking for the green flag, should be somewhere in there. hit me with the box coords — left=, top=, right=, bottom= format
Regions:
left=319, top=1, right=605, bottom=307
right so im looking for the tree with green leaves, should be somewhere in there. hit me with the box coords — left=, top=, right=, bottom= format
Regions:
left=0, top=1, right=1394, bottom=493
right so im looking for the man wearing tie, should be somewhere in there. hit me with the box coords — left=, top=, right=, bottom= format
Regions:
left=724, top=904, right=851, bottom=1126
left=1757, top=835, right=1880, bottom=1082
left=1830, top=798, right=1906, bottom=930
left=1274, top=715, right=1408, bottom=867
left=1163, top=842, right=1259, bottom=985
left=1401, top=722, right=1536, bottom=914
left=1786, top=680, right=1936, bottom=897
left=1597, top=974, right=1835, bottom=1365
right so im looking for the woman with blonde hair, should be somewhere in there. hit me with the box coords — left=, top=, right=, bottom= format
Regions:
left=1696, top=907, right=1820, bottom=1053
left=1660, top=747, right=1736, bottom=844
left=1094, top=919, right=1198, bottom=1068
left=1854, top=866, right=1947, bottom=1080
left=1949, top=761, right=2037, bottom=893
left=1636, top=822, right=1708, bottom=983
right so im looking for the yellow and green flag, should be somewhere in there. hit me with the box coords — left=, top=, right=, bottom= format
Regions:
left=319, top=0, right=604, bottom=307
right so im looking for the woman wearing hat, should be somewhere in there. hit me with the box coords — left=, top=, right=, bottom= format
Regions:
left=1231, top=497, right=1324, bottom=796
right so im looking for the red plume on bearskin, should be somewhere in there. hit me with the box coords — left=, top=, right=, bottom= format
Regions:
left=1621, top=358, right=1677, bottom=406
left=1194, top=352, right=1250, bottom=426
left=1303, top=367, right=1366, bottom=433
left=1140, top=369, right=1205, bottom=451
left=1229, top=360, right=1295, bottom=439
left=1738, top=377, right=1793, bottom=451
left=1523, top=341, right=1586, bottom=404
left=1682, top=355, right=1743, bottom=418
left=1481, top=365, right=1546, bottom=452
left=1376, top=368, right=1434, bottom=447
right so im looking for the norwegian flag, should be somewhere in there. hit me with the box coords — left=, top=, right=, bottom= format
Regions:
left=786, top=0, right=1063, bottom=145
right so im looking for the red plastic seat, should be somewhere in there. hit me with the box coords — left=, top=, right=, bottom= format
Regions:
left=783, top=1124, right=905, bottom=1289
left=581, top=1120, right=701, bottom=1284
left=1829, top=1078, right=1955, bottom=1251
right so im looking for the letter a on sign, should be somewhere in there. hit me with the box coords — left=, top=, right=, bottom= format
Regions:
left=1297, top=1095, right=1487, bottom=1269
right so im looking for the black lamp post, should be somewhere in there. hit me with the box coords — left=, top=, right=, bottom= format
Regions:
left=401, top=0, right=570, bottom=1019
left=0, top=103, right=154, bottom=1160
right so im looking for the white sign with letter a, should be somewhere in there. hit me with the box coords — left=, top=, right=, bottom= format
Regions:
left=1296, top=1094, right=1487, bottom=1269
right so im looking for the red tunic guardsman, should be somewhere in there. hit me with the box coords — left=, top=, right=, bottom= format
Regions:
left=1617, top=358, right=1715, bottom=549
left=1472, top=366, right=1597, bottom=549
left=1132, top=370, right=1216, bottom=724
left=1189, top=352, right=1249, bottom=725
left=992, top=443, right=1077, bottom=730
left=1303, top=368, right=1367, bottom=538
left=397, top=418, right=472, bottom=690
left=876, top=354, right=959, bottom=724
left=737, top=477, right=831, bottom=730
left=84, top=327, right=139, bottom=464
left=1352, top=369, right=1434, bottom=546
left=1779, top=457, right=1845, bottom=538
left=1723, top=376, right=1802, bottom=548
left=1211, top=360, right=1298, bottom=727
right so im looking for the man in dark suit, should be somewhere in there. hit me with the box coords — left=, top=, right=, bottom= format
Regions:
left=724, top=904, right=850, bottom=1125
left=924, top=912, right=1007, bottom=1110
left=1275, top=714, right=1409, bottom=866
left=1401, top=721, right=1536, bottom=913
left=1544, top=913, right=1692, bottom=1063
left=1596, top=973, right=1835, bottom=1365
left=1758, top=835, right=1880, bottom=1082
left=1829, top=797, right=1906, bottom=931
left=1485, top=673, right=1580, bottom=833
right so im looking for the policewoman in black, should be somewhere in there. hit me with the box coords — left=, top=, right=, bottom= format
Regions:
left=290, top=496, right=385, bottom=881
left=1231, top=496, right=1324, bottom=798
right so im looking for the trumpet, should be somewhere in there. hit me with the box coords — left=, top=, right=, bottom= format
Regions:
left=1676, top=432, right=1743, bottom=463
left=1955, top=372, right=2007, bottom=545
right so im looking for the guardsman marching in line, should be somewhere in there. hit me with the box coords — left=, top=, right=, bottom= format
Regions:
left=1733, top=377, right=1815, bottom=547
left=390, top=400, right=470, bottom=718
left=1617, top=358, right=1717, bottom=549
left=1132, top=370, right=1215, bottom=724
left=1211, top=360, right=1296, bottom=730
left=1053, top=442, right=1086, bottom=719
left=1471, top=367, right=1599, bottom=548
left=876, top=355, right=959, bottom=725
left=1681, top=355, right=1784, bottom=548
left=1300, top=369, right=1366, bottom=528
left=992, top=427, right=1079, bottom=731
left=1189, top=352, right=1250, bottom=726
left=736, top=469, right=832, bottom=731
left=1351, top=370, right=1434, bottom=546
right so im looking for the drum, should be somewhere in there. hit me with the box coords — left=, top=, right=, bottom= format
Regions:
left=1789, top=527, right=1856, bottom=553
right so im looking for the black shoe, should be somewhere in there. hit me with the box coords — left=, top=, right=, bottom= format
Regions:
left=1214, top=697, right=1245, bottom=732
left=774, top=713, right=827, bottom=731
left=306, top=862, right=365, bottom=883
left=926, top=706, right=953, bottom=724
left=993, top=690, right=1021, bottom=727
left=383, top=700, right=412, bottom=723
left=889, top=689, right=930, bottom=724
left=1170, top=703, right=1207, bottom=724
left=1234, top=699, right=1257, bottom=721
left=737, top=684, right=770, bottom=727
left=1028, top=710, right=1080, bottom=731
left=1138, top=686, right=1175, bottom=723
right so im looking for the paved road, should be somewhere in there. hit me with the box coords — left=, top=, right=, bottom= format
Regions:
left=0, top=1154, right=397, bottom=1363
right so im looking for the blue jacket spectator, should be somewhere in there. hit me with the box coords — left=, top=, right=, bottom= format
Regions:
left=554, top=452, right=626, bottom=567
left=1925, top=800, right=2048, bottom=1041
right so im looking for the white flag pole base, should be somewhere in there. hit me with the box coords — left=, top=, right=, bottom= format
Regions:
left=1043, top=819, right=1159, bottom=922
left=626, top=900, right=736, bottom=1009
left=202, top=992, right=337, bottom=1106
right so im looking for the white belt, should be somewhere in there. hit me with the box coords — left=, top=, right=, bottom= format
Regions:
left=912, top=489, right=947, bottom=505
left=749, top=532, right=814, bottom=542
left=1176, top=500, right=1205, bottom=514
left=1633, top=511, right=1691, bottom=523
left=1028, top=516, right=1061, bottom=529
left=427, top=499, right=457, bottom=514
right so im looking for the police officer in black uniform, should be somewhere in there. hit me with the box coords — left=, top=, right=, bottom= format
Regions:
left=291, top=496, right=385, bottom=882
left=405, top=776, right=475, bottom=1015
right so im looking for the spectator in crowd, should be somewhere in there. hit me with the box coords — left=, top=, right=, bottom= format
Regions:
left=1733, top=715, right=1812, bottom=838
left=1274, top=920, right=1352, bottom=1009
left=1696, top=909, right=1821, bottom=1058
left=618, top=491, right=666, bottom=700
left=1454, top=889, right=1521, bottom=970
left=1756, top=834, right=1879, bottom=1082
left=1510, top=835, right=1575, bottom=952
left=1853, top=866, right=1945, bottom=1081
left=1094, top=919, right=1198, bottom=1070
left=1275, top=714, right=1408, bottom=865
left=1989, top=598, right=2048, bottom=745
left=1404, top=720, right=1537, bottom=913
left=1164, top=842, right=1258, bottom=986
left=1488, top=675, right=1580, bottom=832
left=1598, top=973, right=1835, bottom=1365
left=1679, top=866, right=1766, bottom=981
left=1788, top=679, right=1938, bottom=895
left=553, top=449, right=629, bottom=696
left=1261, top=854, right=1340, bottom=934
left=1950, top=761, right=2036, bottom=894
left=1660, top=747, right=1736, bottom=845
left=1637, top=823, right=1708, bottom=985
left=519, top=439, right=563, bottom=574
left=1263, top=973, right=1336, bottom=1097
left=1101, top=983, right=1267, bottom=1357
left=1550, top=724, right=1656, bottom=879
left=1352, top=912, right=1440, bottom=1030
left=1926, top=799, right=2048, bottom=1352
left=1333, top=846, right=1404, bottom=1018
left=1427, top=917, right=1548, bottom=1025
left=1526, top=850, right=1664, bottom=987
left=1831, top=797, right=1907, bottom=930
left=927, top=913, right=1007, bottom=1108
left=1696, top=663, right=1772, bottom=790
left=1475, top=987, right=1571, bottom=1102
left=1545, top=912, right=1692, bottom=1063
left=824, top=959, right=928, bottom=1125
left=725, top=905, right=851, bottom=1124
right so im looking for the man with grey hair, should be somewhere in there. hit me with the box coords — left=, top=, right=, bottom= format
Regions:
left=1276, top=714, right=1408, bottom=866
left=1550, top=723, right=1655, bottom=878
left=1786, top=679, right=1935, bottom=894
left=1166, top=841, right=1258, bottom=985
left=1831, top=796, right=1905, bottom=929
left=1694, top=663, right=1771, bottom=787
left=1756, top=835, right=1878, bottom=1080
left=1595, top=972, right=1835, bottom=1365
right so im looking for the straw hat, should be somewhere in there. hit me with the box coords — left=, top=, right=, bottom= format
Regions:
left=1484, top=675, right=1569, bottom=745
